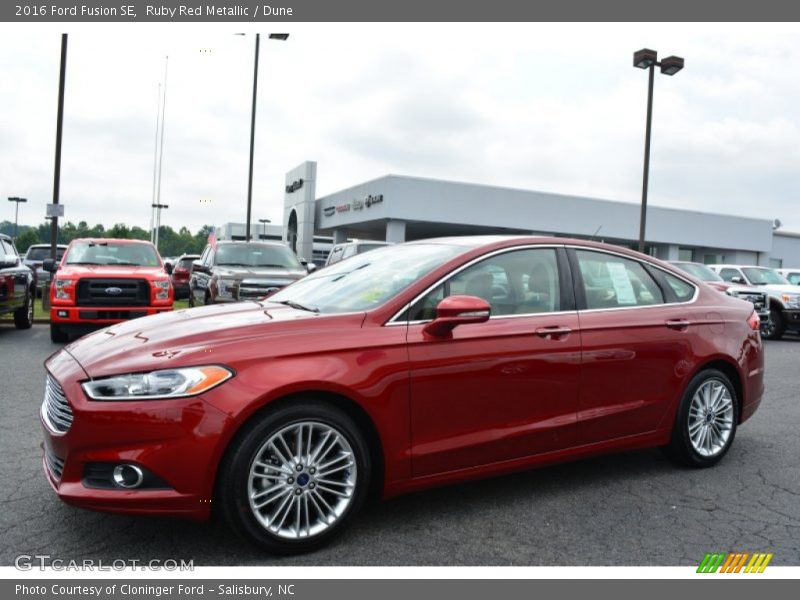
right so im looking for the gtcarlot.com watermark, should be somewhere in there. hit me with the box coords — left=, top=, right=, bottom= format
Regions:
left=14, top=554, right=194, bottom=571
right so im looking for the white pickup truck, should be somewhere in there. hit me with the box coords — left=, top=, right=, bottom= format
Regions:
left=708, top=264, right=800, bottom=340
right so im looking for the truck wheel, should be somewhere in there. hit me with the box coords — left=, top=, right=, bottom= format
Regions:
left=14, top=292, right=34, bottom=329
left=50, top=323, right=68, bottom=343
left=762, top=307, right=785, bottom=340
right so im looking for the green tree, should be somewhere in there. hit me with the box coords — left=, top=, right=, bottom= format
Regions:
left=14, top=229, right=41, bottom=254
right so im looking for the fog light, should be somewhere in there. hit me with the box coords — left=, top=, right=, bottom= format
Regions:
left=57, top=310, right=68, bottom=318
left=112, top=464, right=144, bottom=489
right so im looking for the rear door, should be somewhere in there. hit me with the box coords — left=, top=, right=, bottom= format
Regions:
left=569, top=248, right=698, bottom=444
left=405, top=246, right=582, bottom=477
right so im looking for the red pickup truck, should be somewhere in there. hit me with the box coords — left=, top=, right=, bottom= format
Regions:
left=44, top=238, right=174, bottom=343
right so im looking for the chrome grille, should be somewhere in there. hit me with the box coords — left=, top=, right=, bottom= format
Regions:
left=45, top=450, right=65, bottom=480
left=732, top=291, right=767, bottom=312
left=42, top=375, right=73, bottom=433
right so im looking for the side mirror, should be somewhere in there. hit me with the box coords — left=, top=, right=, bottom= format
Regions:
left=42, top=258, right=57, bottom=272
left=731, top=276, right=745, bottom=284
left=0, top=254, right=17, bottom=268
left=306, top=263, right=317, bottom=273
left=423, top=295, right=491, bottom=338
left=192, top=260, right=206, bottom=274
left=164, top=262, right=173, bottom=275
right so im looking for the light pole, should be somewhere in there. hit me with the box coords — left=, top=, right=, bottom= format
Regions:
left=633, top=48, right=684, bottom=254
left=258, top=218, right=271, bottom=240
left=7, top=197, right=27, bottom=240
left=152, top=203, right=168, bottom=250
left=51, top=33, right=68, bottom=262
left=236, top=33, right=289, bottom=242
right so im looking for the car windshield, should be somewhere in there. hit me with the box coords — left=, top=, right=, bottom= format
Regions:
left=674, top=263, right=724, bottom=282
left=216, top=244, right=302, bottom=269
left=64, top=242, right=160, bottom=267
left=742, top=267, right=789, bottom=285
left=268, top=243, right=466, bottom=314
left=26, top=247, right=65, bottom=261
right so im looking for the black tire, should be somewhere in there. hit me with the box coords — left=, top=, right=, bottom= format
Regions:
left=665, top=369, right=739, bottom=468
left=217, top=400, right=371, bottom=554
left=50, top=323, right=68, bottom=343
left=188, top=291, right=196, bottom=307
left=761, top=307, right=785, bottom=340
left=14, top=291, right=34, bottom=329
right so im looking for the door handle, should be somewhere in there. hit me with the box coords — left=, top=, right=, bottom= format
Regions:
left=535, top=326, right=572, bottom=339
left=665, top=319, right=691, bottom=330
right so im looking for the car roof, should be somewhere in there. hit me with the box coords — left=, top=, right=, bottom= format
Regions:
left=69, top=238, right=155, bottom=246
left=710, top=264, right=768, bottom=269
left=215, top=240, right=287, bottom=246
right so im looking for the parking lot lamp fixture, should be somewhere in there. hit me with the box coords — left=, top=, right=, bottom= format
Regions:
left=7, top=197, right=27, bottom=240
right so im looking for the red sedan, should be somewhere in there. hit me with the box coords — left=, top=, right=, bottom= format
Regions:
left=41, top=236, right=764, bottom=553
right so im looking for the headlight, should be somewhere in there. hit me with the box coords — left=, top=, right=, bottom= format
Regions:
left=217, top=278, right=235, bottom=298
left=152, top=279, right=171, bottom=300
left=54, top=279, right=72, bottom=300
left=82, top=366, right=234, bottom=401
left=782, top=294, right=800, bottom=309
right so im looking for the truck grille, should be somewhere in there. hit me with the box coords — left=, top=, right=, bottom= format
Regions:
left=45, top=450, right=65, bottom=481
left=732, top=291, right=767, bottom=313
left=76, top=278, right=149, bottom=306
left=239, top=279, right=290, bottom=299
left=42, top=375, right=73, bottom=433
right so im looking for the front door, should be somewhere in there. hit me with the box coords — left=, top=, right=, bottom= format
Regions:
left=405, top=246, right=582, bottom=477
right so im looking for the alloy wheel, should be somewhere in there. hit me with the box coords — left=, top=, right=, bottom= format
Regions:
left=688, top=379, right=734, bottom=457
left=247, top=421, right=357, bottom=540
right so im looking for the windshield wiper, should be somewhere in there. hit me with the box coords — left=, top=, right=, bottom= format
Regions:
left=218, top=262, right=250, bottom=267
left=274, top=300, right=319, bottom=313
left=66, top=262, right=103, bottom=265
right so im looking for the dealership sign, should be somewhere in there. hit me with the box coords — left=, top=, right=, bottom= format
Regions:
left=285, top=179, right=304, bottom=194
left=323, top=194, right=384, bottom=218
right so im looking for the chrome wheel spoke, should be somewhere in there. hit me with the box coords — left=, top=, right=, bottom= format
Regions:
left=688, top=379, right=734, bottom=458
left=248, top=420, right=358, bottom=540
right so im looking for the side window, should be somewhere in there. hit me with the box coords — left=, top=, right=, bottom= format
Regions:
left=575, top=250, right=664, bottom=309
left=789, top=273, right=800, bottom=286
left=198, top=246, right=210, bottom=266
left=663, top=272, right=696, bottom=302
left=1, top=240, right=17, bottom=258
left=327, top=246, right=343, bottom=264
left=342, top=245, right=357, bottom=259
left=719, top=268, right=740, bottom=283
left=405, top=248, right=561, bottom=321
left=205, top=248, right=216, bottom=267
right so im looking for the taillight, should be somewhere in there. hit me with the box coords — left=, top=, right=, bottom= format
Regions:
left=747, top=310, right=760, bottom=331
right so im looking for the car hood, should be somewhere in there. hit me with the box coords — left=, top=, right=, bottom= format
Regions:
left=64, top=301, right=366, bottom=378
left=215, top=266, right=306, bottom=280
left=758, top=284, right=800, bottom=295
left=56, top=265, right=168, bottom=278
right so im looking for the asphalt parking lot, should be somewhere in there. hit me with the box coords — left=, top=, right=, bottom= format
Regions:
left=1, top=324, right=798, bottom=566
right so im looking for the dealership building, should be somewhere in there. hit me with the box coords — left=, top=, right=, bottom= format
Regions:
left=224, top=160, right=800, bottom=268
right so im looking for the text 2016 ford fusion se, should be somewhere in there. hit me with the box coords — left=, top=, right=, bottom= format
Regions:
left=41, top=237, right=764, bottom=553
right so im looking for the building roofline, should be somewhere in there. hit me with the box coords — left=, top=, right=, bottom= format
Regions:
left=317, top=172, right=774, bottom=226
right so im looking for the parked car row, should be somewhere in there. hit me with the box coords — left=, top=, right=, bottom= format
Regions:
left=41, top=236, right=767, bottom=554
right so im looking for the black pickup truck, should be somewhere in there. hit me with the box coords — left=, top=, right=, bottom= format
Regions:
left=0, top=233, right=35, bottom=329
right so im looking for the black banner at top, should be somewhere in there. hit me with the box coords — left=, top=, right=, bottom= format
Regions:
left=3, top=0, right=800, bottom=22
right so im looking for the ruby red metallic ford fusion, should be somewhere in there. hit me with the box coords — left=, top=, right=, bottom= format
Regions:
left=42, top=236, right=764, bottom=553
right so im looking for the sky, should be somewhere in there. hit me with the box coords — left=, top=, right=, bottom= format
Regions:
left=1, top=22, right=799, bottom=234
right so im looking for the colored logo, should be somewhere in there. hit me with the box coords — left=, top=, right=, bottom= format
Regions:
left=697, top=552, right=773, bottom=573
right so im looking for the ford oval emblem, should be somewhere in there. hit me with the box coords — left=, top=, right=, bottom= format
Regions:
left=105, top=287, right=123, bottom=295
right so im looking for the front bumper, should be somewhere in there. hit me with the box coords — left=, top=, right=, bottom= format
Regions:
left=50, top=305, right=173, bottom=327
left=41, top=349, right=235, bottom=519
